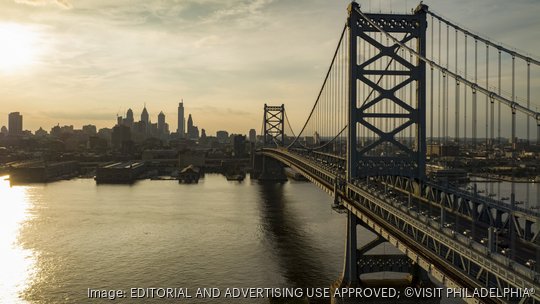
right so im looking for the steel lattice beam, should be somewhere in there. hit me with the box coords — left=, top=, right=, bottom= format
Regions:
left=347, top=2, right=427, bottom=180
left=263, top=104, right=285, bottom=146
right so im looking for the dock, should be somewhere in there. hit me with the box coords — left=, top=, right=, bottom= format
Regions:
left=95, top=161, right=146, bottom=184
left=9, top=160, right=79, bottom=183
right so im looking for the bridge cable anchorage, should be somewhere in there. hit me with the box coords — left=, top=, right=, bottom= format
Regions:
left=352, top=6, right=540, bottom=121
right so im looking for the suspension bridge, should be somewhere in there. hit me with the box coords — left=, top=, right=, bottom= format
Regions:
left=253, top=2, right=540, bottom=304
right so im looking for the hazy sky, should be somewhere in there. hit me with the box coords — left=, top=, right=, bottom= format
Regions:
left=0, top=0, right=539, bottom=135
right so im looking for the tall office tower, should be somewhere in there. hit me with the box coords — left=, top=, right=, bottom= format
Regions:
left=200, top=129, right=207, bottom=140
left=187, top=114, right=199, bottom=139
left=249, top=129, right=256, bottom=143
left=177, top=101, right=185, bottom=138
left=187, top=114, right=193, bottom=134
left=158, top=111, right=166, bottom=134
left=125, top=108, right=134, bottom=127
left=8, top=112, right=23, bottom=135
left=141, top=105, right=149, bottom=125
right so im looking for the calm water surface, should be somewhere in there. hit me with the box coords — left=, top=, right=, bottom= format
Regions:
left=2, top=174, right=537, bottom=303
left=1, top=175, right=354, bottom=303
left=468, top=179, right=540, bottom=207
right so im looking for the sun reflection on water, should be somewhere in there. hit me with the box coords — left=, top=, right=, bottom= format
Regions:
left=0, top=175, right=36, bottom=303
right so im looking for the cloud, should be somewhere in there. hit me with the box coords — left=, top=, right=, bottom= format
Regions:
left=200, top=0, right=274, bottom=26
left=211, top=0, right=273, bottom=19
left=14, top=0, right=72, bottom=9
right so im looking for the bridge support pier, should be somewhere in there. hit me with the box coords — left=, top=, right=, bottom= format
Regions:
left=409, top=262, right=431, bottom=287
left=342, top=210, right=359, bottom=286
left=332, top=210, right=433, bottom=303
left=252, top=154, right=287, bottom=182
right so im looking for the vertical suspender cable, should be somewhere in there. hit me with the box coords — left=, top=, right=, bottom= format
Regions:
left=386, top=37, right=390, bottom=148
left=330, top=44, right=333, bottom=151
left=341, top=32, right=344, bottom=156
left=340, top=35, right=343, bottom=156
left=511, top=55, right=516, bottom=213
left=393, top=49, right=397, bottom=136
left=473, top=39, right=478, bottom=148
left=442, top=67, right=446, bottom=143
left=325, top=56, right=328, bottom=147
left=430, top=15, right=434, bottom=145
left=368, top=33, right=372, bottom=146
left=511, top=55, right=515, bottom=147
left=498, top=50, right=501, bottom=143
left=410, top=52, right=414, bottom=145
left=486, top=44, right=493, bottom=151
left=358, top=34, right=362, bottom=146
left=464, top=34, right=468, bottom=146
left=455, top=29, right=459, bottom=144
left=438, top=19, right=441, bottom=143
left=377, top=32, right=382, bottom=147
left=527, top=60, right=530, bottom=144
left=445, top=24, right=449, bottom=144
left=401, top=48, right=406, bottom=143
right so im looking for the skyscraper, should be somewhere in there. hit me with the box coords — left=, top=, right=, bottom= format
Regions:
left=125, top=108, right=134, bottom=127
left=187, top=114, right=199, bottom=139
left=141, top=105, right=149, bottom=125
left=249, top=129, right=256, bottom=143
left=187, top=114, right=193, bottom=133
left=8, top=112, right=23, bottom=135
left=158, top=111, right=166, bottom=134
left=177, top=101, right=185, bottom=138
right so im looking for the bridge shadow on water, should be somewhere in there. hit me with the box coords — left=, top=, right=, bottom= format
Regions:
left=256, top=183, right=443, bottom=304
left=257, top=183, right=336, bottom=304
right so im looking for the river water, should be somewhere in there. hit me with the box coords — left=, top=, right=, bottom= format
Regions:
left=1, top=175, right=355, bottom=303
left=466, top=178, right=540, bottom=208
left=3, top=174, right=536, bottom=303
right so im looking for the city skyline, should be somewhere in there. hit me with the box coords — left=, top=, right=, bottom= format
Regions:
left=2, top=102, right=256, bottom=139
left=0, top=0, right=539, bottom=136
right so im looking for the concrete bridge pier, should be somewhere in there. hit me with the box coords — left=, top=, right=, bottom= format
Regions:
left=252, top=154, right=287, bottom=182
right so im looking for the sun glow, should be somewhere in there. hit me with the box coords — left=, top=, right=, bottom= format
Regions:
left=0, top=23, right=42, bottom=73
